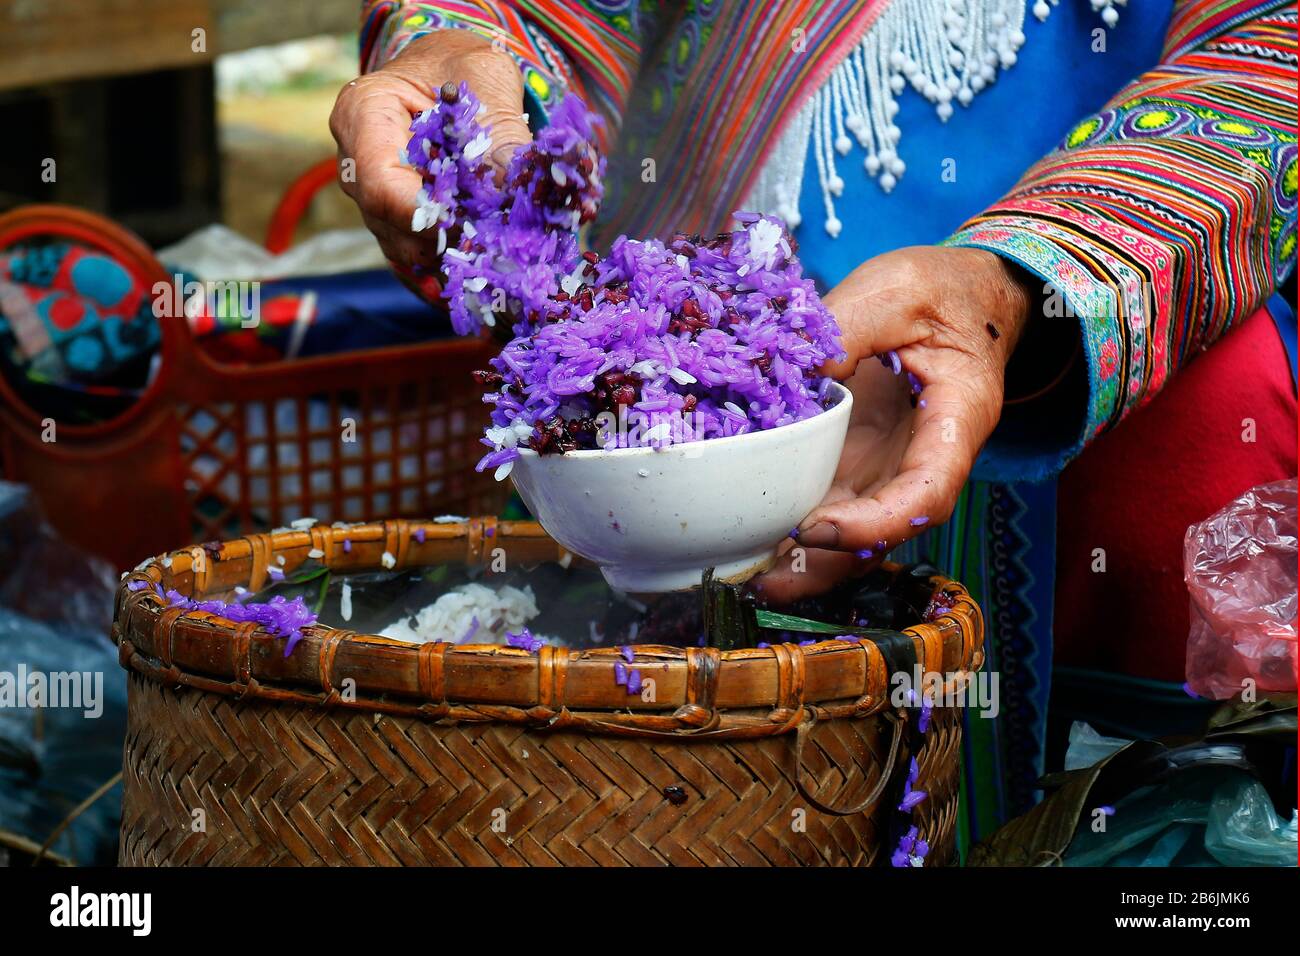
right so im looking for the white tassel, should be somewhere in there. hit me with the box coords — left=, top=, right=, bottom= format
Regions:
left=743, top=0, right=1120, bottom=238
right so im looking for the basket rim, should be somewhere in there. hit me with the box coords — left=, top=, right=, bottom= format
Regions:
left=113, top=518, right=984, bottom=739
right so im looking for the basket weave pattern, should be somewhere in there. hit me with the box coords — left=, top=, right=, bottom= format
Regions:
left=121, top=676, right=962, bottom=866
left=115, top=519, right=982, bottom=866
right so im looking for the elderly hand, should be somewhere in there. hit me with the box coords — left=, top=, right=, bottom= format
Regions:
left=329, top=30, right=529, bottom=271
left=754, top=245, right=1034, bottom=603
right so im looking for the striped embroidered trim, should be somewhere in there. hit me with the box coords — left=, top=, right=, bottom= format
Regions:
left=745, top=0, right=1120, bottom=238
left=946, top=0, right=1297, bottom=458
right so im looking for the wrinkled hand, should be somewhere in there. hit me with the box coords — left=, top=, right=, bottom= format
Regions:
left=754, top=246, right=1034, bottom=602
left=329, top=30, right=529, bottom=270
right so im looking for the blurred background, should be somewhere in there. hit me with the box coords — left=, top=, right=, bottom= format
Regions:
left=0, top=2, right=507, bottom=867
left=0, top=0, right=362, bottom=245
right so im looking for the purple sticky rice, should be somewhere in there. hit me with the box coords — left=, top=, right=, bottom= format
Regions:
left=402, top=88, right=845, bottom=472
left=474, top=218, right=845, bottom=470
left=164, top=589, right=316, bottom=657
left=918, top=699, right=933, bottom=734
left=898, top=757, right=927, bottom=812
left=506, top=627, right=545, bottom=653
left=890, top=825, right=929, bottom=868
left=406, top=84, right=603, bottom=336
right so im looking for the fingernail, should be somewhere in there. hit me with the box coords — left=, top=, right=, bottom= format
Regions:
left=796, top=522, right=839, bottom=549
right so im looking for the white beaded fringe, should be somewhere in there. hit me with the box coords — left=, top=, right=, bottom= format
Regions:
left=743, top=0, right=1124, bottom=237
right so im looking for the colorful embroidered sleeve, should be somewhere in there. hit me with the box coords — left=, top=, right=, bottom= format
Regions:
left=359, top=1, right=656, bottom=151
left=947, top=0, right=1297, bottom=481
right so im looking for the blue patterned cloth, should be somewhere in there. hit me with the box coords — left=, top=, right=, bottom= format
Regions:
left=790, top=2, right=1174, bottom=842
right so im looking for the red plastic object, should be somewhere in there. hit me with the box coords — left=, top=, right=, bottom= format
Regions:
left=1184, top=478, right=1298, bottom=700
left=264, top=157, right=341, bottom=254
left=0, top=204, right=504, bottom=570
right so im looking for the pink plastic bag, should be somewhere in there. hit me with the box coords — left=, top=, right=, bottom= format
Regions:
left=1184, top=478, right=1297, bottom=700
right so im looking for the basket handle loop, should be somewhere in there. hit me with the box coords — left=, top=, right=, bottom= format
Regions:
left=793, top=711, right=904, bottom=817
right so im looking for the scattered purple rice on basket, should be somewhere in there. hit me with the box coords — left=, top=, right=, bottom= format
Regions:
left=613, top=659, right=641, bottom=694
left=505, top=627, right=546, bottom=653
left=475, top=218, right=845, bottom=476
left=163, top=589, right=317, bottom=657
left=891, top=825, right=929, bottom=868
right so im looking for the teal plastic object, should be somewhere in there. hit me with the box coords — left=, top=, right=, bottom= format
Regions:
left=1065, top=767, right=1297, bottom=867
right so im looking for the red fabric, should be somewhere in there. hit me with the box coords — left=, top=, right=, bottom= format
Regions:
left=1054, top=305, right=1298, bottom=682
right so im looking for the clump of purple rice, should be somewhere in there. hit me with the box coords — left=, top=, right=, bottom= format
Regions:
left=476, top=216, right=844, bottom=478
left=406, top=83, right=603, bottom=335
left=403, top=87, right=843, bottom=479
left=505, top=627, right=546, bottom=653
left=891, top=825, right=929, bottom=868
left=163, top=589, right=316, bottom=657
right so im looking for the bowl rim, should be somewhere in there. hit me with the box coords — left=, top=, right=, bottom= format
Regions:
left=513, top=381, right=852, bottom=461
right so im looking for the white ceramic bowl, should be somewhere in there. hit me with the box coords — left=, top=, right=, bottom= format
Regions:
left=509, top=383, right=852, bottom=592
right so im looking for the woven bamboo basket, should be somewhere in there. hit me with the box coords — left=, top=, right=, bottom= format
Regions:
left=114, top=518, right=983, bottom=866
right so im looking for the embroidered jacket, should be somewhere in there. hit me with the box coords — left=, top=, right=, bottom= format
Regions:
left=360, top=0, right=1297, bottom=472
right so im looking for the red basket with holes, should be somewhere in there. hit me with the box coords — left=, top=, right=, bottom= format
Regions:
left=0, top=202, right=506, bottom=569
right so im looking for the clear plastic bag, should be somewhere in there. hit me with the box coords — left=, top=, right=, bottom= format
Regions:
left=1184, top=478, right=1297, bottom=700
left=1063, top=720, right=1130, bottom=772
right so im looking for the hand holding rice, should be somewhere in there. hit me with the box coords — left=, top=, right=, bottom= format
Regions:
left=404, top=88, right=845, bottom=481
